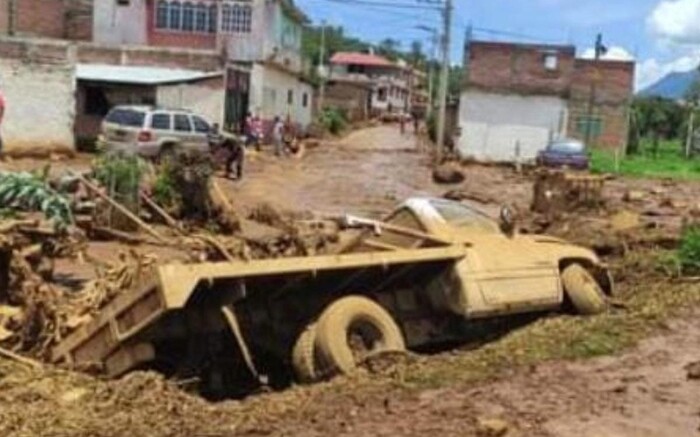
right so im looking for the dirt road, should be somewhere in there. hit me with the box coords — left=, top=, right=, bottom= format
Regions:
left=254, top=314, right=700, bottom=437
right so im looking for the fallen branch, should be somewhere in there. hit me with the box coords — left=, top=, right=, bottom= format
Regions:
left=0, top=345, right=43, bottom=369
left=73, top=173, right=167, bottom=244
left=140, top=192, right=186, bottom=235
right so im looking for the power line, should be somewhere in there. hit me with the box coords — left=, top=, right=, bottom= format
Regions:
left=320, top=0, right=443, bottom=11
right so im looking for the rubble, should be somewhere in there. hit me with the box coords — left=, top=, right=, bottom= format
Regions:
left=432, top=163, right=465, bottom=184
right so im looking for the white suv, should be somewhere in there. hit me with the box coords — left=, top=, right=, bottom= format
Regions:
left=98, top=106, right=215, bottom=159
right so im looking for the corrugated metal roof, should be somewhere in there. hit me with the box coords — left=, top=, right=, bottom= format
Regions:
left=330, top=52, right=397, bottom=68
left=75, top=64, right=223, bottom=85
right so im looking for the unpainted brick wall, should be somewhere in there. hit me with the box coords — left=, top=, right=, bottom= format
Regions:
left=0, top=0, right=92, bottom=40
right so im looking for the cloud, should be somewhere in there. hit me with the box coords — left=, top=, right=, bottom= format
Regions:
left=636, top=50, right=700, bottom=90
left=580, top=46, right=635, bottom=62
left=649, top=0, right=700, bottom=44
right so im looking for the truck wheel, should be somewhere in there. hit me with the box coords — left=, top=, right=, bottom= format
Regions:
left=562, top=264, right=608, bottom=315
left=291, top=323, right=319, bottom=383
left=315, top=296, right=405, bottom=376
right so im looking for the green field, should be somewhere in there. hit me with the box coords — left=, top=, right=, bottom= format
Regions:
left=590, top=140, right=700, bottom=180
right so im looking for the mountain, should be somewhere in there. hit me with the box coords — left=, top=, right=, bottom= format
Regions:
left=639, top=70, right=699, bottom=100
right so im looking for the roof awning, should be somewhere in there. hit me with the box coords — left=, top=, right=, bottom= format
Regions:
left=75, top=64, right=223, bottom=85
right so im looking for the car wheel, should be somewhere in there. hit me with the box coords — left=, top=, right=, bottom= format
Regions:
left=314, top=296, right=405, bottom=377
left=291, top=322, right=320, bottom=383
left=561, top=264, right=608, bottom=315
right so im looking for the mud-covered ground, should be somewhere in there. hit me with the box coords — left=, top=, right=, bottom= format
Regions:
left=1, top=125, right=700, bottom=436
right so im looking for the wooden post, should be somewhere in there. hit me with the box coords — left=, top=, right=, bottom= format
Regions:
left=685, top=108, right=695, bottom=159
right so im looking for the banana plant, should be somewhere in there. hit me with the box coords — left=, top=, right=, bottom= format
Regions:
left=0, top=172, right=72, bottom=229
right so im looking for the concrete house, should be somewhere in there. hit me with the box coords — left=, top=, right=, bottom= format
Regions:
left=93, top=0, right=314, bottom=134
left=458, top=40, right=635, bottom=162
left=329, top=52, right=410, bottom=116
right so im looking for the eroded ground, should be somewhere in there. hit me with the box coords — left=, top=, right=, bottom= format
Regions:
left=1, top=125, right=700, bottom=436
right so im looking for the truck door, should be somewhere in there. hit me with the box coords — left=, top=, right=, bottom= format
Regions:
left=468, top=235, right=561, bottom=313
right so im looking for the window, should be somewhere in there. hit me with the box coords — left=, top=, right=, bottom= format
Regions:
left=182, top=2, right=194, bottom=31
left=105, top=109, right=146, bottom=128
left=222, top=1, right=251, bottom=33
left=576, top=116, right=603, bottom=138
left=544, top=53, right=558, bottom=71
left=287, top=89, right=293, bottom=105
left=302, top=92, right=308, bottom=108
left=547, top=139, right=585, bottom=154
left=150, top=113, right=171, bottom=130
left=168, top=1, right=182, bottom=30
left=377, top=88, right=387, bottom=102
left=174, top=114, right=192, bottom=132
left=192, top=116, right=211, bottom=133
left=428, top=200, right=500, bottom=233
left=156, top=0, right=169, bottom=29
left=195, top=3, right=207, bottom=32
left=208, top=4, right=217, bottom=32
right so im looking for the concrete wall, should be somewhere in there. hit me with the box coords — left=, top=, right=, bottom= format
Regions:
left=250, top=63, right=312, bottom=128
left=458, top=90, right=568, bottom=162
left=0, top=59, right=75, bottom=155
left=156, top=76, right=225, bottom=125
left=94, top=0, right=148, bottom=45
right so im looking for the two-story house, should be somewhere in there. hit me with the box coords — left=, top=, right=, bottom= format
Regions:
left=329, top=52, right=410, bottom=116
left=459, top=40, right=634, bottom=162
left=93, top=0, right=313, bottom=133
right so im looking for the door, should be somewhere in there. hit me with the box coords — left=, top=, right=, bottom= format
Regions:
left=225, top=69, right=250, bottom=133
left=191, top=115, right=213, bottom=153
left=469, top=236, right=561, bottom=312
left=173, top=113, right=199, bottom=151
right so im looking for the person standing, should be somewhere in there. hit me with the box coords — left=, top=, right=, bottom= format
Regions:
left=273, top=116, right=286, bottom=157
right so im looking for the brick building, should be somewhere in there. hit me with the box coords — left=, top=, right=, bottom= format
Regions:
left=94, top=0, right=314, bottom=133
left=458, top=40, right=634, bottom=162
left=0, top=0, right=92, bottom=40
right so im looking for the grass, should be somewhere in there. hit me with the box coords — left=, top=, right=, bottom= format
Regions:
left=590, top=139, right=700, bottom=180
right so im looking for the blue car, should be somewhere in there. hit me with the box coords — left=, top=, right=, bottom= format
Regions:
left=536, top=138, right=589, bottom=170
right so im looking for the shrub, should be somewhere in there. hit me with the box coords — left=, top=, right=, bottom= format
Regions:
left=679, top=225, right=700, bottom=274
left=93, top=152, right=146, bottom=230
left=318, top=107, right=347, bottom=135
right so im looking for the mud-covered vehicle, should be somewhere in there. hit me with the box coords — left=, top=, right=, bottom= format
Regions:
left=52, top=198, right=612, bottom=395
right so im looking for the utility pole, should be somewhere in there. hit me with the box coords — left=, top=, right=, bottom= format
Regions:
left=585, top=33, right=606, bottom=148
left=318, top=21, right=327, bottom=115
left=435, top=0, right=453, bottom=163
left=415, top=25, right=438, bottom=119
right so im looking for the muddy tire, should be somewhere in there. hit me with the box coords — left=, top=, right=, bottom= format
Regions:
left=562, top=264, right=608, bottom=315
left=315, top=296, right=405, bottom=376
left=291, top=323, right=319, bottom=383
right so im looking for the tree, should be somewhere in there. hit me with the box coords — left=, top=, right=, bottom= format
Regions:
left=409, top=40, right=424, bottom=67
left=377, top=38, right=401, bottom=60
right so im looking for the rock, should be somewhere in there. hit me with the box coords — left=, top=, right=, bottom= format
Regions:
left=433, top=164, right=465, bottom=184
left=476, top=417, right=510, bottom=437
left=610, top=210, right=641, bottom=231
left=684, top=361, right=700, bottom=380
left=623, top=190, right=645, bottom=202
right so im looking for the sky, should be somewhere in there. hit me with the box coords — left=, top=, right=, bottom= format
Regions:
left=295, top=0, right=700, bottom=91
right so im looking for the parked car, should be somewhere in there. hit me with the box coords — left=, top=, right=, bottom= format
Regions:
left=536, top=138, right=589, bottom=170
left=98, top=105, right=219, bottom=159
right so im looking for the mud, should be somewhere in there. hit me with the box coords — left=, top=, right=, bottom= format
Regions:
left=0, top=125, right=699, bottom=436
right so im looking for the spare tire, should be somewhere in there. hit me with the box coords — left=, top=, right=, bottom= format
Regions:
left=562, top=264, right=608, bottom=315
left=291, top=323, right=319, bottom=383
left=314, top=296, right=405, bottom=376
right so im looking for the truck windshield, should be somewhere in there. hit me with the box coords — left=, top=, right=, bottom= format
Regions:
left=429, top=200, right=499, bottom=232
